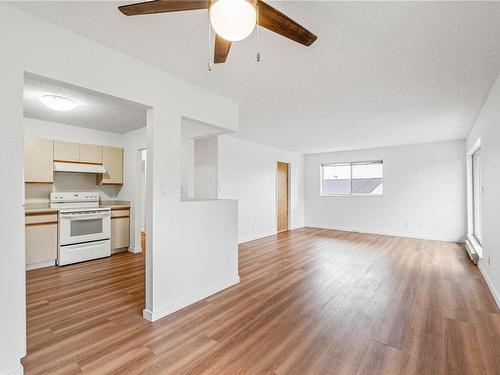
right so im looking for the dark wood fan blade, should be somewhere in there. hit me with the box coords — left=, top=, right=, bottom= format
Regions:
left=257, top=0, right=317, bottom=46
left=119, top=0, right=209, bottom=16
left=214, top=34, right=231, bottom=64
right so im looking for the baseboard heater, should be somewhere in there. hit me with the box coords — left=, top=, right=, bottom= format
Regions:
left=465, top=239, right=479, bottom=265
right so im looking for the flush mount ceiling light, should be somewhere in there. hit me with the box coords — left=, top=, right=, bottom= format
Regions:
left=118, top=0, right=317, bottom=65
left=40, top=95, right=77, bottom=111
left=209, top=0, right=256, bottom=42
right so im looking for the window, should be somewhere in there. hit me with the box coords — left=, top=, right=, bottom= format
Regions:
left=321, top=160, right=383, bottom=196
left=472, top=148, right=482, bottom=245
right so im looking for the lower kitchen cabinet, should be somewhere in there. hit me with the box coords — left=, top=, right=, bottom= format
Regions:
left=25, top=213, right=58, bottom=269
left=111, top=210, right=130, bottom=250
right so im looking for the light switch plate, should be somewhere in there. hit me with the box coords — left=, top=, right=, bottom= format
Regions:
left=160, top=183, right=168, bottom=197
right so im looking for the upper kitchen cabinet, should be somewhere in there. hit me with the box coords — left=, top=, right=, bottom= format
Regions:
left=79, top=144, right=103, bottom=164
left=24, top=136, right=54, bottom=184
left=54, top=140, right=79, bottom=162
left=98, top=146, right=123, bottom=185
left=54, top=141, right=103, bottom=164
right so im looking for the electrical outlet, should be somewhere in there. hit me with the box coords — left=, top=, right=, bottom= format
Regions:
left=404, top=221, right=409, bottom=228
left=251, top=224, right=255, bottom=231
left=488, top=256, right=491, bottom=266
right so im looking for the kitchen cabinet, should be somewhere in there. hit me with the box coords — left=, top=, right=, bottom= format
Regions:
left=54, top=141, right=103, bottom=164
left=24, top=136, right=54, bottom=184
left=79, top=143, right=103, bottom=164
left=54, top=140, right=79, bottom=162
left=25, top=137, right=123, bottom=184
left=25, top=213, right=58, bottom=269
left=111, top=209, right=130, bottom=250
left=99, top=146, right=123, bottom=185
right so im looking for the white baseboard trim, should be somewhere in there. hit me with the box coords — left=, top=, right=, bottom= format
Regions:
left=478, top=261, right=500, bottom=310
left=26, top=260, right=55, bottom=271
left=3, top=362, right=24, bottom=375
left=142, top=275, right=240, bottom=322
left=306, top=224, right=464, bottom=243
left=238, top=231, right=277, bottom=244
left=142, top=308, right=153, bottom=321
left=464, top=239, right=480, bottom=264
left=128, top=246, right=142, bottom=254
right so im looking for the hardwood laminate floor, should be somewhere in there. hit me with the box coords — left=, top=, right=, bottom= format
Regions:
left=23, top=228, right=500, bottom=374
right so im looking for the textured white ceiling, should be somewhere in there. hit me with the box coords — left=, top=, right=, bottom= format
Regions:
left=13, top=1, right=500, bottom=152
left=24, top=74, right=148, bottom=133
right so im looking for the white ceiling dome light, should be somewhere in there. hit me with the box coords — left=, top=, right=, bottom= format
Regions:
left=209, top=0, right=256, bottom=42
left=40, top=94, right=77, bottom=111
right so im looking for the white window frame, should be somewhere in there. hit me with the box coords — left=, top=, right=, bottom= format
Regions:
left=472, top=149, right=482, bottom=245
left=320, top=160, right=384, bottom=197
left=466, top=138, right=483, bottom=258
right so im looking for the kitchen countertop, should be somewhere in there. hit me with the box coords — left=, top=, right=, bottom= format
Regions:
left=24, top=202, right=57, bottom=214
left=25, top=200, right=131, bottom=214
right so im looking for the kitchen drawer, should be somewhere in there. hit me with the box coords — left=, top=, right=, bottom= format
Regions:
left=111, top=209, right=130, bottom=218
left=25, top=213, right=58, bottom=225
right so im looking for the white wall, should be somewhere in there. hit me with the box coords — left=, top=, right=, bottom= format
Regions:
left=194, top=137, right=218, bottom=200
left=1, top=4, right=239, bottom=374
left=180, top=117, right=228, bottom=201
left=219, top=135, right=305, bottom=243
left=466, top=71, right=500, bottom=308
left=147, top=198, right=238, bottom=321
left=141, top=150, right=147, bottom=232
left=24, top=117, right=125, bottom=147
left=25, top=173, right=121, bottom=201
left=0, top=39, right=26, bottom=375
left=305, top=140, right=466, bottom=242
left=180, top=138, right=195, bottom=200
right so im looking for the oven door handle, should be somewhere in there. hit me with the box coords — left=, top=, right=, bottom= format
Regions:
left=59, top=213, right=110, bottom=220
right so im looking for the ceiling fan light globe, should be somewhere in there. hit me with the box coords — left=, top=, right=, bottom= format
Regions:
left=209, top=0, right=256, bottom=42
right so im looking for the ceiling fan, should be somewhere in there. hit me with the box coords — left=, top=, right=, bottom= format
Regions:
left=118, top=0, right=317, bottom=64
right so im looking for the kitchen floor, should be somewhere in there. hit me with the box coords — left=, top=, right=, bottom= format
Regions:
left=22, top=228, right=500, bottom=374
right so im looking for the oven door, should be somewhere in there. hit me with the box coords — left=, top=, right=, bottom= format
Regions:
left=59, top=211, right=111, bottom=246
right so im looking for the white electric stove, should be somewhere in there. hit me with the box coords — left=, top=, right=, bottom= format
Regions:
left=50, top=192, right=111, bottom=266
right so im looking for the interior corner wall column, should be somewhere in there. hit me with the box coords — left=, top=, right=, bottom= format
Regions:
left=0, top=52, right=27, bottom=375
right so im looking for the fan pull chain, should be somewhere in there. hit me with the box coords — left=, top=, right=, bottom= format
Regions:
left=256, top=0, right=261, bottom=62
left=208, top=15, right=213, bottom=72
